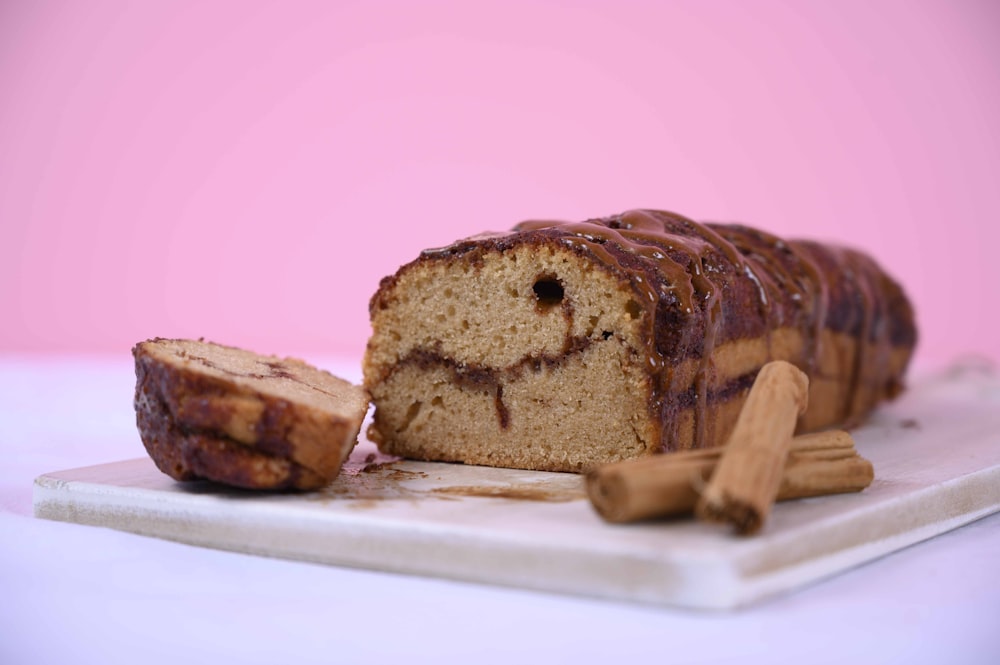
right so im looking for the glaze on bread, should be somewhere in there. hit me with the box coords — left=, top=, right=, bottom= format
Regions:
left=133, top=338, right=369, bottom=490
left=363, top=209, right=916, bottom=472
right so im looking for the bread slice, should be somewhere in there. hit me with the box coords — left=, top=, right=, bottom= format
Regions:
left=133, top=338, right=369, bottom=490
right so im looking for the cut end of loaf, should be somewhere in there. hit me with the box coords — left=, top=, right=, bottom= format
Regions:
left=364, top=239, right=660, bottom=472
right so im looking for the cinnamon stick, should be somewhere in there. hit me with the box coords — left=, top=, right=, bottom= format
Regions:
left=586, top=429, right=872, bottom=523
left=694, top=361, right=809, bottom=534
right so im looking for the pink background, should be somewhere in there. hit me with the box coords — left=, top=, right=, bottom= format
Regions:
left=2, top=0, right=998, bottom=365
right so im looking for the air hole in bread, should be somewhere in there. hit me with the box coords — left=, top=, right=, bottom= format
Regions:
left=398, top=400, right=422, bottom=433
left=532, top=276, right=564, bottom=310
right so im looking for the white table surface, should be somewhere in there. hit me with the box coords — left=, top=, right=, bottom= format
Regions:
left=2, top=355, right=998, bottom=665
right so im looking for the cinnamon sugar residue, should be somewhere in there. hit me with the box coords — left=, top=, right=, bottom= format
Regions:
left=431, top=484, right=584, bottom=503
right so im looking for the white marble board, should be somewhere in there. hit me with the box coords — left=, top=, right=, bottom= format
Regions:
left=33, top=364, right=1000, bottom=609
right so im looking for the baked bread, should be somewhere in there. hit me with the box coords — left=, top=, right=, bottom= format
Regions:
left=133, top=338, right=369, bottom=490
left=363, top=209, right=916, bottom=473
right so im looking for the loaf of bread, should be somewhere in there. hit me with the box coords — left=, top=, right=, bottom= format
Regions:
left=363, top=209, right=916, bottom=473
left=133, top=338, right=369, bottom=490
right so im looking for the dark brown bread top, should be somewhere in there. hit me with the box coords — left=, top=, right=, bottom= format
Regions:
left=370, top=209, right=917, bottom=430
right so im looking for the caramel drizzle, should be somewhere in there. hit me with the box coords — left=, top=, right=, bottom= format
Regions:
left=517, top=211, right=749, bottom=450
left=515, top=210, right=837, bottom=450
left=417, top=208, right=903, bottom=450
left=834, top=247, right=889, bottom=426
left=844, top=249, right=873, bottom=425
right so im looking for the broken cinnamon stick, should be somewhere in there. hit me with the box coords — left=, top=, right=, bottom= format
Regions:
left=694, top=360, right=810, bottom=534
left=586, top=429, right=873, bottom=523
